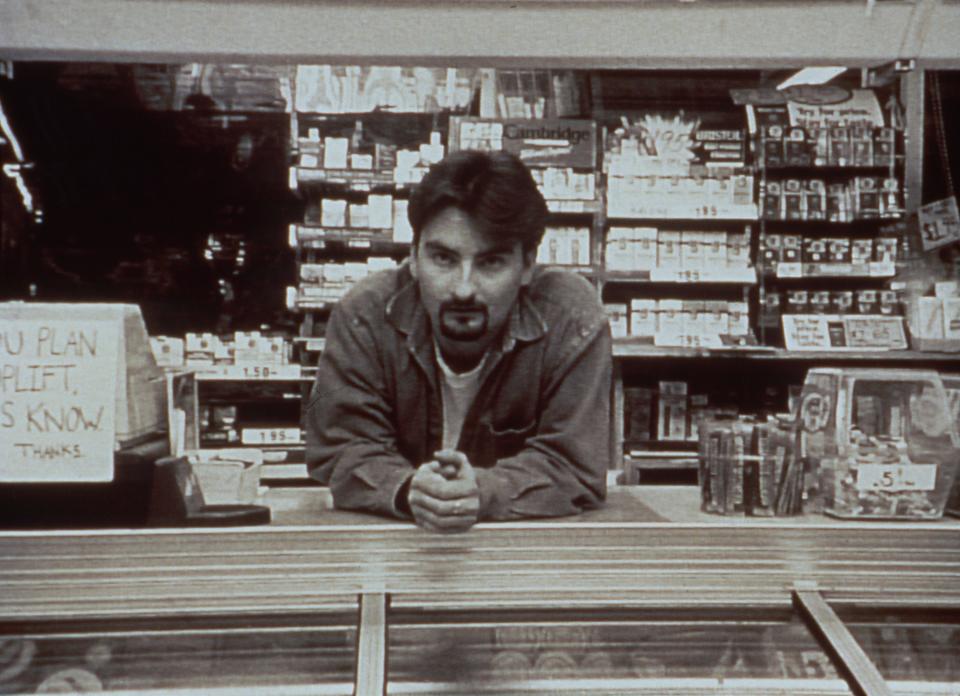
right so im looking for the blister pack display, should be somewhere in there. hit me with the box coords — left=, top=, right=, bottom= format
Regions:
left=797, top=368, right=960, bottom=519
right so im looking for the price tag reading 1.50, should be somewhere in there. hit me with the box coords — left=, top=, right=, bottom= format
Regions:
left=856, top=463, right=938, bottom=492
left=241, top=428, right=302, bottom=446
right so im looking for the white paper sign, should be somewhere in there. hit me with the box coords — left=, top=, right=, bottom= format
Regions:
left=1, top=320, right=118, bottom=482
left=856, top=463, right=937, bottom=492
left=918, top=196, right=960, bottom=252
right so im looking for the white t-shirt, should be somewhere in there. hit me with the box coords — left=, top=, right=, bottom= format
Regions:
left=435, top=346, right=487, bottom=450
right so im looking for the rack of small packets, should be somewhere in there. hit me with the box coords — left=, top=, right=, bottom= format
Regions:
left=699, top=414, right=807, bottom=517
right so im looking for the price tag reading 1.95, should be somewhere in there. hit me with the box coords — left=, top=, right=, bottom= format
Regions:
left=856, top=463, right=938, bottom=492
left=241, top=428, right=302, bottom=446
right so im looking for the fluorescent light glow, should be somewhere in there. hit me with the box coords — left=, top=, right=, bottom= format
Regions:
left=777, top=67, right=847, bottom=91
left=3, top=163, right=34, bottom=213
left=0, top=98, right=24, bottom=161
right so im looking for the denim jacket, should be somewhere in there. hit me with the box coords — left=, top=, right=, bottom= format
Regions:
left=306, top=263, right=612, bottom=521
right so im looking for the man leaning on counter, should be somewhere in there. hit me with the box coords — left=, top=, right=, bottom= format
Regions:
left=306, top=150, right=611, bottom=532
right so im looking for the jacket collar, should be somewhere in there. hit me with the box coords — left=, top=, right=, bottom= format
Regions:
left=385, top=263, right=547, bottom=353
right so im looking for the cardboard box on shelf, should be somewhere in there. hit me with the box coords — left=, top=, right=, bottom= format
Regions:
left=658, top=230, right=682, bottom=271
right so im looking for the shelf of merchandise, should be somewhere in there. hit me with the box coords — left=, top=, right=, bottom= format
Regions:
left=611, top=341, right=960, bottom=362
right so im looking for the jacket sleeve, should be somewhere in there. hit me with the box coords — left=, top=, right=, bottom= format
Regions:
left=305, top=302, right=413, bottom=518
left=475, top=322, right=612, bottom=521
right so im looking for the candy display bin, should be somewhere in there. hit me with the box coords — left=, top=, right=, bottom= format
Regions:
left=797, top=368, right=960, bottom=520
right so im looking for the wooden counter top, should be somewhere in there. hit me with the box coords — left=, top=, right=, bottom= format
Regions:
left=2, top=486, right=958, bottom=623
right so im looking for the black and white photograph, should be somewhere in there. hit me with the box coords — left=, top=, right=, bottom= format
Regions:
left=1, top=2, right=960, bottom=694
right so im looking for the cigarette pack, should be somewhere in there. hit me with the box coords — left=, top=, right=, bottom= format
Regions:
left=783, top=179, right=804, bottom=220
left=854, top=177, right=880, bottom=219
left=761, top=233, right=782, bottom=268
left=762, top=181, right=782, bottom=219
left=804, top=180, right=826, bottom=220
left=781, top=235, right=802, bottom=264
left=833, top=291, right=854, bottom=315
left=851, top=239, right=873, bottom=265
left=785, top=127, right=811, bottom=166
left=851, top=126, right=874, bottom=167
left=829, top=127, right=851, bottom=166
left=629, top=299, right=657, bottom=337
left=856, top=289, right=879, bottom=314
left=881, top=178, right=903, bottom=218
left=874, top=127, right=896, bottom=167
left=760, top=291, right=781, bottom=328
left=762, top=125, right=784, bottom=167
left=879, top=290, right=901, bottom=316
left=803, top=238, right=827, bottom=264
left=810, top=127, right=830, bottom=166
left=810, top=291, right=832, bottom=314
left=826, top=237, right=851, bottom=264
left=827, top=183, right=850, bottom=222
left=786, top=290, right=809, bottom=314
left=874, top=237, right=899, bottom=263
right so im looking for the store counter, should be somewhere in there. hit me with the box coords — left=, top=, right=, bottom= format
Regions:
left=1, top=485, right=959, bottom=694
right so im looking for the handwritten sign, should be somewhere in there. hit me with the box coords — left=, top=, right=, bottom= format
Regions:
left=918, top=196, right=960, bottom=252
left=0, top=320, right=118, bottom=482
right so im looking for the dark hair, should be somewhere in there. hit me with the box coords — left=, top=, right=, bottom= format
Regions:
left=407, top=150, right=548, bottom=254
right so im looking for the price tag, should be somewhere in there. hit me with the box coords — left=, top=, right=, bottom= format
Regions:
left=777, top=262, right=803, bottom=278
left=869, top=260, right=896, bottom=277
left=241, top=427, right=302, bottom=446
left=856, top=463, right=937, bottom=492
left=348, top=239, right=372, bottom=249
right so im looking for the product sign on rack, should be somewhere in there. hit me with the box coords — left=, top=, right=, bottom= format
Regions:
left=918, top=196, right=960, bottom=252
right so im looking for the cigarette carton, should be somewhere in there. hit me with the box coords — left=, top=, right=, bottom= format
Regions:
left=804, top=180, right=826, bottom=221
left=761, top=233, right=782, bottom=268
left=854, top=177, right=880, bottom=219
left=762, top=125, right=784, bottom=167
left=658, top=230, right=682, bottom=271
left=680, top=231, right=704, bottom=271
left=634, top=227, right=658, bottom=271
left=657, top=299, right=684, bottom=344
left=726, top=228, right=751, bottom=269
left=874, top=237, right=899, bottom=263
left=826, top=237, right=851, bottom=264
left=728, top=301, right=749, bottom=335
left=786, top=290, right=809, bottom=314
left=851, top=126, right=874, bottom=167
left=348, top=203, right=369, bottom=229
left=827, top=183, right=850, bottom=222
left=810, top=291, right=832, bottom=314
left=323, top=137, right=349, bottom=170
left=856, top=289, right=879, bottom=314
left=658, top=381, right=688, bottom=441
left=321, top=199, right=348, bottom=228
left=833, top=291, right=854, bottom=315
left=368, top=194, right=393, bottom=229
left=944, top=298, right=960, bottom=339
left=803, top=238, right=827, bottom=264
left=851, top=239, right=873, bottom=266
left=604, top=303, right=629, bottom=338
left=629, top=299, right=657, bottom=337
left=879, top=290, right=900, bottom=316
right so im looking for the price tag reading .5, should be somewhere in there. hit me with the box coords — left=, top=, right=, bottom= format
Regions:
left=856, top=463, right=938, bottom=492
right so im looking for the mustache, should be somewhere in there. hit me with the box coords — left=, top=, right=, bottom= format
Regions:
left=440, top=299, right=486, bottom=311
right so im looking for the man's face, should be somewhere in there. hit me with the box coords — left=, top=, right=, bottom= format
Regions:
left=411, top=207, right=533, bottom=368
